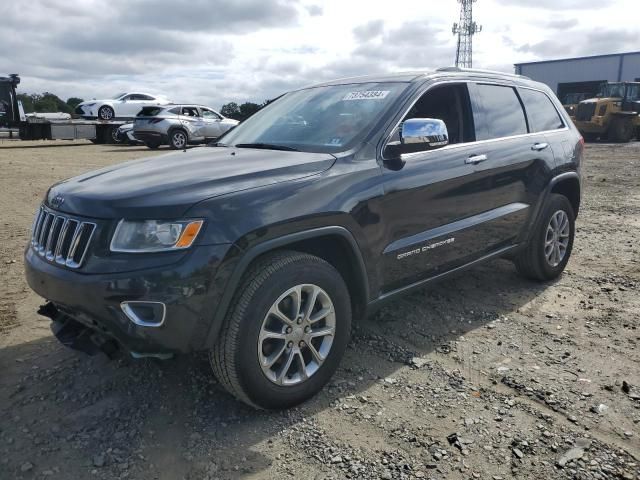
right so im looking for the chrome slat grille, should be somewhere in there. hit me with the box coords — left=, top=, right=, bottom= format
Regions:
left=30, top=206, right=96, bottom=269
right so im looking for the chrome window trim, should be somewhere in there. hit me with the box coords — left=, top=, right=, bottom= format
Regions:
left=381, top=78, right=569, bottom=162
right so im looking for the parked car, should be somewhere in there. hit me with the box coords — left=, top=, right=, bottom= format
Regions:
left=133, top=104, right=239, bottom=149
left=75, top=92, right=171, bottom=120
left=113, top=122, right=140, bottom=145
left=25, top=68, right=583, bottom=409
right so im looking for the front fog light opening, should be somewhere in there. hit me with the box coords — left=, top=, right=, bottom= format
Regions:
left=121, top=301, right=166, bottom=327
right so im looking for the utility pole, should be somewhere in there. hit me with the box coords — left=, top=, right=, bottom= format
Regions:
left=452, top=0, right=482, bottom=68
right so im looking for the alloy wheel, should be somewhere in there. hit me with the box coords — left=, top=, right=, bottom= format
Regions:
left=258, top=284, right=335, bottom=386
left=172, top=131, right=187, bottom=148
left=544, top=210, right=570, bottom=267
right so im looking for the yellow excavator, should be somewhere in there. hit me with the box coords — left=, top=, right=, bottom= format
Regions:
left=573, top=82, right=640, bottom=142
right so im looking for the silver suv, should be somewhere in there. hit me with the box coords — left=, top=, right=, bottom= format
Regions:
left=133, top=104, right=239, bottom=149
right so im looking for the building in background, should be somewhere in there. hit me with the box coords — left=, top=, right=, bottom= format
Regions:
left=515, top=51, right=640, bottom=103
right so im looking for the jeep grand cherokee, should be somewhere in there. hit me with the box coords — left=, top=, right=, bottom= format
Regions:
left=25, top=68, right=583, bottom=409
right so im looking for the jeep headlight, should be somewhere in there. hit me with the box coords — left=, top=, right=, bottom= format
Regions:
left=110, top=219, right=204, bottom=253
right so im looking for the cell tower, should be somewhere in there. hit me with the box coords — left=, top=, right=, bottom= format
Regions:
left=452, top=0, right=482, bottom=68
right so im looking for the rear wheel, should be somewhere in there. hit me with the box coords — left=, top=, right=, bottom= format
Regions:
left=210, top=251, right=351, bottom=409
left=514, top=194, right=575, bottom=281
left=144, top=141, right=160, bottom=149
left=609, top=117, right=634, bottom=143
left=169, top=129, right=188, bottom=149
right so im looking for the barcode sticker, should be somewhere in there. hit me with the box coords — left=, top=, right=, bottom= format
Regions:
left=342, top=91, right=390, bottom=101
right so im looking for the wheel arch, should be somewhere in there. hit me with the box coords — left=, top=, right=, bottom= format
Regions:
left=168, top=125, right=189, bottom=142
left=206, top=226, right=369, bottom=348
left=550, top=172, right=581, bottom=217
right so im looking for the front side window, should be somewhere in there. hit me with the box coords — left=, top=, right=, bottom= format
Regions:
left=474, top=84, right=527, bottom=140
left=626, top=84, right=639, bottom=101
left=519, top=88, right=564, bottom=132
left=218, top=82, right=409, bottom=153
left=202, top=109, right=221, bottom=119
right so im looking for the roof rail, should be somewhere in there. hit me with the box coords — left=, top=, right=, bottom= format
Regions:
left=436, top=66, right=530, bottom=80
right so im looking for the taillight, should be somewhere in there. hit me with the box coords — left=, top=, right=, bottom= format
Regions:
left=579, top=136, right=585, bottom=147
left=150, top=118, right=163, bottom=124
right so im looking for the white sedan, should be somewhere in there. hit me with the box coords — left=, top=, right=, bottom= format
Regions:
left=75, top=92, right=171, bottom=120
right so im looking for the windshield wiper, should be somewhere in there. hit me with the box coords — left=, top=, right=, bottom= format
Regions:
left=234, top=143, right=299, bottom=152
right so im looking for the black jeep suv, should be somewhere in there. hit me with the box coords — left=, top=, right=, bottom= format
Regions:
left=25, top=68, right=583, bottom=409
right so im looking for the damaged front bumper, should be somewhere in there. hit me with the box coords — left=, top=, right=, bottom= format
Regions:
left=24, top=243, right=232, bottom=357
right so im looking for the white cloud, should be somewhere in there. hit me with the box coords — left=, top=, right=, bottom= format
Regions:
left=1, top=0, right=637, bottom=109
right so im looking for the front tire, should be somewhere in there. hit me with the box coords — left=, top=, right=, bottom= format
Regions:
left=210, top=251, right=352, bottom=409
left=97, top=105, right=115, bottom=121
left=514, top=193, right=575, bottom=281
left=609, top=117, right=634, bottom=143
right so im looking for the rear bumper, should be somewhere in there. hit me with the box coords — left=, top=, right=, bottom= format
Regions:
left=24, top=244, right=233, bottom=355
left=133, top=130, right=167, bottom=144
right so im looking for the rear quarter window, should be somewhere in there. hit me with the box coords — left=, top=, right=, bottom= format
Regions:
left=137, top=106, right=164, bottom=116
left=473, top=84, right=528, bottom=140
left=519, top=88, right=564, bottom=132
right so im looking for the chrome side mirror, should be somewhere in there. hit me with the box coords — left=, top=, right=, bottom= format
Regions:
left=401, top=118, right=449, bottom=148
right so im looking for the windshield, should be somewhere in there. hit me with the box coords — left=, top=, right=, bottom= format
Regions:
left=564, top=93, right=585, bottom=104
left=112, top=92, right=127, bottom=99
left=599, top=84, right=625, bottom=98
left=217, top=82, right=409, bottom=153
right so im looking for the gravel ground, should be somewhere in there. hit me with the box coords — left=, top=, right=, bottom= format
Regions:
left=0, top=139, right=639, bottom=480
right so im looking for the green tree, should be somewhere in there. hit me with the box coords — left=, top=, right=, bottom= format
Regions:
left=16, top=92, right=72, bottom=113
left=220, top=102, right=240, bottom=120
left=238, top=102, right=261, bottom=120
left=17, top=94, right=34, bottom=113
left=66, top=97, right=84, bottom=109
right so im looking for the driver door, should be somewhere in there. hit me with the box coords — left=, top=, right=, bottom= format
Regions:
left=200, top=108, right=223, bottom=138
left=378, top=82, right=532, bottom=293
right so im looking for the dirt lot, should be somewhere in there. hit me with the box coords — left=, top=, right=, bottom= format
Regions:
left=1, top=139, right=639, bottom=480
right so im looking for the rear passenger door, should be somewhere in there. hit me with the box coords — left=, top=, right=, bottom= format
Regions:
left=468, top=82, right=556, bottom=241
left=517, top=87, right=571, bottom=168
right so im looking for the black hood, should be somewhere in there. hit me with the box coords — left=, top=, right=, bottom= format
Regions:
left=45, top=147, right=336, bottom=219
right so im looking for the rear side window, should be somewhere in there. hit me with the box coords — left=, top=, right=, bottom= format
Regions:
left=474, top=84, right=527, bottom=140
left=519, top=88, right=564, bottom=132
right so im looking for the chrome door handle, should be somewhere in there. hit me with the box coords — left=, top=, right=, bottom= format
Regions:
left=465, top=154, right=488, bottom=164
left=532, top=142, right=549, bottom=151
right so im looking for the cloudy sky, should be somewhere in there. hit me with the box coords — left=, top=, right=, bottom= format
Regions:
left=1, top=0, right=638, bottom=108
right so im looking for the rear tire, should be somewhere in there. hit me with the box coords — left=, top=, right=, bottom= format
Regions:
left=169, top=129, right=188, bottom=149
left=514, top=194, right=575, bottom=281
left=210, top=251, right=352, bottom=409
left=144, top=141, right=160, bottom=149
left=609, top=117, right=634, bottom=143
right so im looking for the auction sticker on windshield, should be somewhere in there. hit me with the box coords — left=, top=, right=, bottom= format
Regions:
left=342, top=91, right=390, bottom=101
